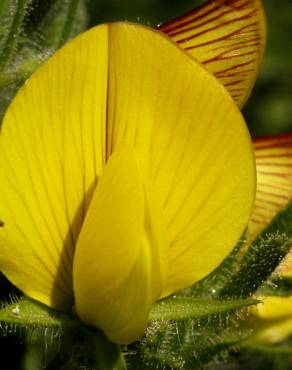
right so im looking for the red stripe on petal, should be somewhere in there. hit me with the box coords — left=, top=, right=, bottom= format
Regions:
left=159, top=0, right=266, bottom=108
left=248, top=135, right=292, bottom=242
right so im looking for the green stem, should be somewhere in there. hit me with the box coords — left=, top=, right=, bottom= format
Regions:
left=93, top=332, right=127, bottom=370
left=0, top=0, right=32, bottom=70
left=59, top=0, right=80, bottom=45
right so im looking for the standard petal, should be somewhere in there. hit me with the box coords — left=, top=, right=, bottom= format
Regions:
left=73, top=143, right=168, bottom=344
left=248, top=135, right=292, bottom=243
left=0, top=22, right=255, bottom=324
left=0, top=25, right=109, bottom=309
left=105, top=23, right=255, bottom=297
left=159, top=0, right=266, bottom=108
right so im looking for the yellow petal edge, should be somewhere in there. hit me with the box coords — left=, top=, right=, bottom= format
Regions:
left=0, top=22, right=255, bottom=344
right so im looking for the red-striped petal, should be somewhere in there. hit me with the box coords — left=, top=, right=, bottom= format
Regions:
left=248, top=135, right=292, bottom=242
left=159, top=0, right=266, bottom=108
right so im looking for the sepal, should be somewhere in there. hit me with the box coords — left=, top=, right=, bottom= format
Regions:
left=125, top=296, right=257, bottom=369
left=150, top=296, right=259, bottom=321
left=218, top=202, right=292, bottom=299
left=0, top=296, right=78, bottom=330
left=0, top=296, right=127, bottom=370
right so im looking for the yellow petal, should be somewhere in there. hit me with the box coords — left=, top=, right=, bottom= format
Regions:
left=159, top=0, right=266, bottom=108
left=0, top=22, right=255, bottom=334
left=253, top=316, right=292, bottom=344
left=73, top=143, right=168, bottom=344
left=0, top=25, right=109, bottom=309
left=105, top=23, right=255, bottom=297
left=250, top=296, right=292, bottom=343
left=248, top=135, right=292, bottom=243
left=256, top=296, right=292, bottom=320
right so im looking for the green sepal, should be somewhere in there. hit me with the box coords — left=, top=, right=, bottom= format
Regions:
left=219, top=202, right=292, bottom=299
left=126, top=296, right=258, bottom=369
left=0, top=296, right=127, bottom=370
left=149, top=296, right=259, bottom=321
left=20, top=326, right=127, bottom=370
left=0, top=296, right=79, bottom=330
left=132, top=315, right=252, bottom=369
left=259, top=277, right=292, bottom=297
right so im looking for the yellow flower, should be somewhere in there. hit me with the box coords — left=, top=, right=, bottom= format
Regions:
left=0, top=20, right=256, bottom=345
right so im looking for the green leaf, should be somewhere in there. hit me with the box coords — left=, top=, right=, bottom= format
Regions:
left=149, top=296, right=259, bottom=321
left=0, top=296, right=78, bottom=330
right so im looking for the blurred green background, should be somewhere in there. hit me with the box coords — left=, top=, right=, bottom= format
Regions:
left=86, top=0, right=292, bottom=138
